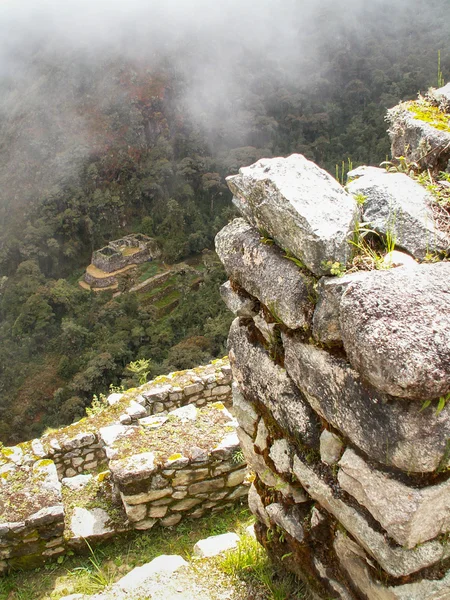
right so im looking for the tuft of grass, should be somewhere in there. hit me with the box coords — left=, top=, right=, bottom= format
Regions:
left=218, top=534, right=304, bottom=600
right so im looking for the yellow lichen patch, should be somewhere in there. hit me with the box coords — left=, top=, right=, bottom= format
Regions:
left=407, top=100, right=450, bottom=132
left=97, top=470, right=110, bottom=482
left=211, top=402, right=225, bottom=410
left=168, top=453, right=183, bottom=461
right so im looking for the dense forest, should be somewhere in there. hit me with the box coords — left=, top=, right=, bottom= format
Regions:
left=0, top=0, right=450, bottom=443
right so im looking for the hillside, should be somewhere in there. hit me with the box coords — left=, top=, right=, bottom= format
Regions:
left=1, top=0, right=450, bottom=444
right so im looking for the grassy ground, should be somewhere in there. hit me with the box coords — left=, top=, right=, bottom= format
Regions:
left=0, top=505, right=305, bottom=600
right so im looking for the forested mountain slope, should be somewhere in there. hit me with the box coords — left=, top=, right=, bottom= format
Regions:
left=0, top=0, right=449, bottom=444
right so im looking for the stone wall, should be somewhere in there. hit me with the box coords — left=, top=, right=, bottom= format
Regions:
left=215, top=119, right=450, bottom=598
left=92, top=234, right=160, bottom=274
left=0, top=359, right=241, bottom=573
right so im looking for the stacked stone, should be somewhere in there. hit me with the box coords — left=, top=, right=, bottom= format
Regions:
left=103, top=403, right=249, bottom=532
left=32, top=359, right=232, bottom=480
left=41, top=432, right=107, bottom=479
left=216, top=153, right=450, bottom=599
left=0, top=450, right=65, bottom=573
left=137, top=360, right=232, bottom=416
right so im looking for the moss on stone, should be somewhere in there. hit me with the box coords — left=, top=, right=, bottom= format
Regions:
left=111, top=405, right=233, bottom=465
left=407, top=100, right=450, bottom=132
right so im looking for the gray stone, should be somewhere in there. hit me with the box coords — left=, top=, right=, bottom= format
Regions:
left=99, top=424, right=129, bottom=447
left=116, top=554, right=187, bottom=592
left=229, top=319, right=321, bottom=447
left=347, top=167, right=448, bottom=258
left=161, top=513, right=182, bottom=527
left=382, top=250, right=417, bottom=269
left=193, top=532, right=240, bottom=558
left=283, top=331, right=450, bottom=473
left=26, top=505, right=64, bottom=527
left=269, top=439, right=292, bottom=474
left=215, top=219, right=315, bottom=330
left=170, top=404, right=198, bottom=420
left=226, top=468, right=247, bottom=488
left=220, top=280, right=258, bottom=317
left=134, top=518, right=157, bottom=530
left=121, top=488, right=172, bottom=505
left=338, top=448, right=450, bottom=549
left=63, top=432, right=96, bottom=451
left=70, top=507, right=114, bottom=539
left=123, top=502, right=147, bottom=522
left=232, top=383, right=258, bottom=437
left=147, top=505, right=168, bottom=519
left=183, top=383, right=204, bottom=397
left=387, top=101, right=450, bottom=172
left=62, top=474, right=93, bottom=491
left=171, top=498, right=202, bottom=511
left=335, top=531, right=450, bottom=600
left=109, top=452, right=156, bottom=485
left=226, top=154, right=358, bottom=276
left=430, top=83, right=450, bottom=111
left=237, top=427, right=279, bottom=489
left=125, top=400, right=147, bottom=419
left=312, top=271, right=370, bottom=345
left=107, top=392, right=124, bottom=406
left=266, top=503, right=304, bottom=542
left=252, top=312, right=278, bottom=344
left=293, top=455, right=450, bottom=577
left=340, top=262, right=450, bottom=400
left=254, top=418, right=268, bottom=452
left=188, top=478, right=224, bottom=495
left=172, top=469, right=209, bottom=486
left=319, top=430, right=343, bottom=465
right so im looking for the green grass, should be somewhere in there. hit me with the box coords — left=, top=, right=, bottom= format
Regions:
left=154, top=288, right=181, bottom=309
left=136, top=261, right=165, bottom=282
left=218, top=534, right=305, bottom=600
left=0, top=505, right=253, bottom=600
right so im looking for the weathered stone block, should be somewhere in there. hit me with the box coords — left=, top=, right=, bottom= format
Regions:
left=293, top=455, right=450, bottom=577
left=339, top=262, right=450, bottom=400
left=220, top=280, right=259, bottom=317
left=283, top=332, right=450, bottom=473
left=226, top=154, right=358, bottom=276
left=229, top=319, right=321, bottom=447
left=338, top=448, right=450, bottom=549
left=216, top=219, right=315, bottom=330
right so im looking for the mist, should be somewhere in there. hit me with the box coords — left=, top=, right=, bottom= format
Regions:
left=0, top=0, right=448, bottom=221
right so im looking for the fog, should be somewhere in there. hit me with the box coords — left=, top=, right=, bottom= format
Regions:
left=0, top=0, right=447, bottom=213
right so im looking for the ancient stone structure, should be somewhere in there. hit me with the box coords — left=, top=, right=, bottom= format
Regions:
left=216, top=94, right=450, bottom=599
left=0, top=359, right=249, bottom=573
left=82, top=233, right=160, bottom=291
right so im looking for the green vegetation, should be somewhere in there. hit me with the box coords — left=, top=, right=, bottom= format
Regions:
left=219, top=533, right=305, bottom=600
left=407, top=99, right=450, bottom=132
left=0, top=3, right=449, bottom=444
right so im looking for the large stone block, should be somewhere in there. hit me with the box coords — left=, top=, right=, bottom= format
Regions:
left=283, top=332, right=450, bottom=473
left=293, top=456, right=450, bottom=578
left=338, top=449, right=450, bottom=549
left=226, top=154, right=358, bottom=275
left=347, top=166, right=448, bottom=258
left=215, top=218, right=315, bottom=329
left=335, top=531, right=450, bottom=600
left=228, top=319, right=321, bottom=448
left=339, top=262, right=450, bottom=400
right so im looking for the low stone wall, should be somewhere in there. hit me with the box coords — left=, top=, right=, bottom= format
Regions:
left=84, top=270, right=119, bottom=288
left=216, top=146, right=450, bottom=598
left=0, top=359, right=239, bottom=574
left=0, top=457, right=65, bottom=572
left=33, top=359, right=231, bottom=479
